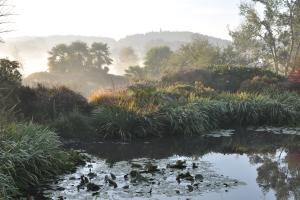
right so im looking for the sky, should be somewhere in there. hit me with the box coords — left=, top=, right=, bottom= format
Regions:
left=3, top=0, right=243, bottom=40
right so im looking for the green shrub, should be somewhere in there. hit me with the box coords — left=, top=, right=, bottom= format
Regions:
left=92, top=106, right=160, bottom=140
left=90, top=92, right=298, bottom=138
left=239, top=75, right=282, bottom=93
left=153, top=92, right=300, bottom=136
left=51, top=111, right=95, bottom=139
left=127, top=83, right=164, bottom=107
left=162, top=69, right=211, bottom=85
left=0, top=59, right=23, bottom=110
left=90, top=85, right=300, bottom=139
left=0, top=92, right=16, bottom=125
left=0, top=123, right=80, bottom=199
left=265, top=91, right=300, bottom=112
left=164, top=82, right=195, bottom=97
left=161, top=66, right=283, bottom=92
left=207, top=66, right=282, bottom=91
left=160, top=99, right=221, bottom=135
left=17, top=85, right=91, bottom=122
left=211, top=92, right=299, bottom=126
left=0, top=59, right=22, bottom=90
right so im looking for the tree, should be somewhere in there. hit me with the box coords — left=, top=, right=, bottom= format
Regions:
left=48, top=44, right=71, bottom=73
left=125, top=65, right=145, bottom=81
left=217, top=45, right=259, bottom=67
left=90, top=42, right=113, bottom=71
left=48, top=41, right=113, bottom=74
left=168, top=37, right=219, bottom=71
left=0, top=58, right=21, bottom=88
left=144, top=46, right=172, bottom=77
left=230, top=0, right=300, bottom=75
left=118, top=47, right=139, bottom=69
left=68, top=41, right=90, bottom=72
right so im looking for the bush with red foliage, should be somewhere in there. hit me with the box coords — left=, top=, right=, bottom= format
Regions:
left=288, top=70, right=300, bottom=84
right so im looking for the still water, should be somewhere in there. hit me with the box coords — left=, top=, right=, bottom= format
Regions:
left=43, top=128, right=300, bottom=200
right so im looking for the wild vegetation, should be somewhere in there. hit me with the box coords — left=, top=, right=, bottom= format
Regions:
left=0, top=59, right=86, bottom=199
left=88, top=76, right=300, bottom=140
left=2, top=0, right=300, bottom=198
left=0, top=123, right=83, bottom=199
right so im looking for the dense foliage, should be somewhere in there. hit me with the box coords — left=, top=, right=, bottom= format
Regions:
left=230, top=0, right=300, bottom=74
left=0, top=123, right=77, bottom=199
left=0, top=60, right=86, bottom=199
left=162, top=66, right=284, bottom=92
left=17, top=85, right=91, bottom=122
left=89, top=80, right=300, bottom=140
left=0, top=59, right=22, bottom=88
left=48, top=41, right=112, bottom=74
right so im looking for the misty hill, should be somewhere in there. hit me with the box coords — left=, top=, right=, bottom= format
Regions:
left=0, top=31, right=231, bottom=76
left=118, top=31, right=230, bottom=54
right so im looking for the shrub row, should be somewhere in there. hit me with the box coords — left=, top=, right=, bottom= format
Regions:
left=161, top=66, right=290, bottom=92
left=17, top=85, right=91, bottom=123
left=91, top=91, right=300, bottom=140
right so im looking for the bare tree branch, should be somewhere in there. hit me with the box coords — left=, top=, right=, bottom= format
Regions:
left=0, top=0, right=14, bottom=42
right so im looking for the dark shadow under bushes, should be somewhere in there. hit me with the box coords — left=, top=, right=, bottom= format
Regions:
left=17, top=85, right=92, bottom=123
left=161, top=66, right=286, bottom=92
left=51, top=111, right=96, bottom=139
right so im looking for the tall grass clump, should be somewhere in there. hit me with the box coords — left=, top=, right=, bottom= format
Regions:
left=265, top=91, right=300, bottom=112
left=0, top=123, right=77, bottom=199
left=89, top=84, right=167, bottom=115
left=205, top=92, right=299, bottom=127
left=92, top=106, right=160, bottom=140
left=51, top=111, right=95, bottom=139
left=160, top=99, right=222, bottom=135
left=88, top=89, right=128, bottom=107
left=222, top=94, right=298, bottom=126
left=155, top=92, right=300, bottom=136
left=0, top=90, right=86, bottom=199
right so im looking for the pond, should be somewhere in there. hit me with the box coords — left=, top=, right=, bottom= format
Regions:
left=40, top=127, right=300, bottom=200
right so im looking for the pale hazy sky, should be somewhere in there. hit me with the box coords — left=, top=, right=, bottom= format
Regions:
left=4, top=0, right=243, bottom=40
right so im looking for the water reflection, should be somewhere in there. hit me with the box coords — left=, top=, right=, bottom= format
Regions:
left=65, top=129, right=300, bottom=161
left=250, top=150, right=300, bottom=200
left=59, top=129, right=300, bottom=200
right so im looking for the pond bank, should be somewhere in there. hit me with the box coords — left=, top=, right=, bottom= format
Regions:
left=34, top=128, right=300, bottom=200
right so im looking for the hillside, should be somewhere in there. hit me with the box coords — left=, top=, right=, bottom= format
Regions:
left=0, top=31, right=231, bottom=76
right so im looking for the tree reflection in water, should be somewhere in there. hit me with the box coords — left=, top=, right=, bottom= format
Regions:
left=250, top=150, right=300, bottom=200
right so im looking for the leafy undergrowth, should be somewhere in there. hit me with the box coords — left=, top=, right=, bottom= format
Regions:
left=90, top=83, right=300, bottom=140
left=0, top=123, right=86, bottom=199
